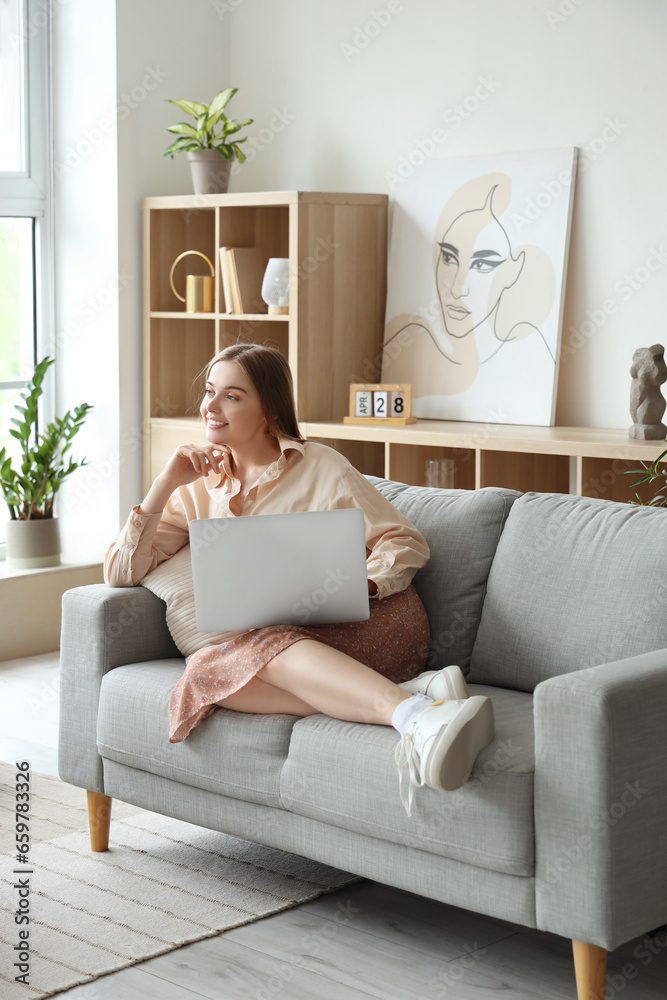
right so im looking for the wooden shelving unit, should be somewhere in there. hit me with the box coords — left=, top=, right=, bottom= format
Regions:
left=302, top=419, right=667, bottom=503
left=143, top=190, right=665, bottom=505
left=142, top=191, right=388, bottom=489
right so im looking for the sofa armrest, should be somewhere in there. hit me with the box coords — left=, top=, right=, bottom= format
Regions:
left=534, top=649, right=667, bottom=950
left=58, top=584, right=178, bottom=793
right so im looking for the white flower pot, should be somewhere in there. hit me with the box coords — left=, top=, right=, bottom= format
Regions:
left=187, top=150, right=232, bottom=195
left=6, top=517, right=61, bottom=570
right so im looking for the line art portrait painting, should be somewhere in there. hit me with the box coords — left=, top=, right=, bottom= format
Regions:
left=382, top=149, right=577, bottom=425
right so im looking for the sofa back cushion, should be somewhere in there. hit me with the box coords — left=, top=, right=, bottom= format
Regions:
left=468, top=491, right=667, bottom=692
left=369, top=479, right=519, bottom=674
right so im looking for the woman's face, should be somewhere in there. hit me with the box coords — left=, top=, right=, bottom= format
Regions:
left=200, top=360, right=270, bottom=452
left=435, top=207, right=516, bottom=339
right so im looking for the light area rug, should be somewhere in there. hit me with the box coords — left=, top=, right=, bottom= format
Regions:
left=0, top=761, right=358, bottom=999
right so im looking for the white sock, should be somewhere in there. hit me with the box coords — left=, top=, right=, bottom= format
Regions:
left=392, top=694, right=433, bottom=735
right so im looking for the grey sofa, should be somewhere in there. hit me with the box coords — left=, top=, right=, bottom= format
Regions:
left=59, top=479, right=667, bottom=999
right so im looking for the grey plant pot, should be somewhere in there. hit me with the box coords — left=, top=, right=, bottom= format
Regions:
left=187, top=150, right=232, bottom=195
left=6, top=517, right=61, bottom=570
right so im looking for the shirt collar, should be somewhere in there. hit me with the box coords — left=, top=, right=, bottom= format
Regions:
left=206, top=436, right=305, bottom=494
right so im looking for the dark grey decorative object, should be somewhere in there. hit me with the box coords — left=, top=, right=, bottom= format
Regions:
left=629, top=343, right=667, bottom=439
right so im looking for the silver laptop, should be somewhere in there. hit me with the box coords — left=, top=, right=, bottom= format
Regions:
left=189, top=508, right=370, bottom=632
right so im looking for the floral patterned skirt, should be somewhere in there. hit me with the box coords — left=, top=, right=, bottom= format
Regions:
left=168, top=584, right=430, bottom=743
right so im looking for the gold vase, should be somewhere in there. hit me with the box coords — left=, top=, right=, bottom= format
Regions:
left=169, top=250, right=215, bottom=313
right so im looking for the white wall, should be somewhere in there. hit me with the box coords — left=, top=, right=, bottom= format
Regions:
left=228, top=0, right=667, bottom=430
left=52, top=0, right=667, bottom=557
left=52, top=0, right=230, bottom=557
left=115, top=0, right=232, bottom=524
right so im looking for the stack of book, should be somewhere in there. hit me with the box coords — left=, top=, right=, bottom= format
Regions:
left=219, top=247, right=268, bottom=314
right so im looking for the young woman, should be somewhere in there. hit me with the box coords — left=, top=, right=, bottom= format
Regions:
left=105, top=343, right=494, bottom=815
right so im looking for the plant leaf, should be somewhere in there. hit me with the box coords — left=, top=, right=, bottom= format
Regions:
left=165, top=98, right=207, bottom=119
left=165, top=122, right=199, bottom=138
left=207, top=87, right=237, bottom=119
left=163, top=137, right=200, bottom=157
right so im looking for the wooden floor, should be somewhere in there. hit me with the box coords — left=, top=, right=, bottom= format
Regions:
left=2, top=652, right=666, bottom=1000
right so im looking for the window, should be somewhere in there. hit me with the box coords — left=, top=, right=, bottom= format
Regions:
left=0, top=0, right=52, bottom=550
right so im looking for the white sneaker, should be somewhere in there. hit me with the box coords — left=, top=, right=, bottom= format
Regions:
left=400, top=664, right=469, bottom=701
left=394, top=696, right=494, bottom=816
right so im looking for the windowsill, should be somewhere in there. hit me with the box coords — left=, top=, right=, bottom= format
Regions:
left=0, top=557, right=103, bottom=580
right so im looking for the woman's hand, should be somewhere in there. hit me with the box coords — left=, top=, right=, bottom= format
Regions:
left=160, top=443, right=229, bottom=489
left=138, top=444, right=230, bottom=515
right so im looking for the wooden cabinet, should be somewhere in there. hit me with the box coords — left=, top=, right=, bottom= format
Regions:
left=143, top=191, right=665, bottom=505
left=302, top=418, right=667, bottom=503
left=142, top=191, right=388, bottom=489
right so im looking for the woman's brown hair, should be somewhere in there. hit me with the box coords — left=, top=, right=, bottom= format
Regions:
left=204, top=343, right=304, bottom=442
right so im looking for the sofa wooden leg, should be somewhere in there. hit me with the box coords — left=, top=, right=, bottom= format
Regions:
left=572, top=939, right=607, bottom=1000
left=86, top=790, right=112, bottom=852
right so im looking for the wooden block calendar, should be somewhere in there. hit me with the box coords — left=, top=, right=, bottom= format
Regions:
left=343, top=384, right=416, bottom=425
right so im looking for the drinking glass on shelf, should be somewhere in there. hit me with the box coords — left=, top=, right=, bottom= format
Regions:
left=425, top=458, right=455, bottom=489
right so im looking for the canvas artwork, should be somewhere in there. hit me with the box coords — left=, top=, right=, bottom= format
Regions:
left=381, top=148, right=577, bottom=425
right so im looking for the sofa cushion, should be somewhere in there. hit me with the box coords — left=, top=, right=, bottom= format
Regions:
left=279, top=685, right=535, bottom=877
left=469, top=492, right=667, bottom=692
left=369, top=479, right=519, bottom=673
left=140, top=545, right=245, bottom=657
left=97, top=662, right=299, bottom=808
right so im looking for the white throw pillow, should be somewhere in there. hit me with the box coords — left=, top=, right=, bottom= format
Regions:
left=140, top=545, right=244, bottom=657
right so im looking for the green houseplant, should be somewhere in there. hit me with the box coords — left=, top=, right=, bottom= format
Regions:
left=626, top=443, right=667, bottom=507
left=0, top=356, right=93, bottom=568
left=162, top=87, right=253, bottom=195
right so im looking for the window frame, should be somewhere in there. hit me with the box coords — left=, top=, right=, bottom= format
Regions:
left=0, top=0, right=53, bottom=558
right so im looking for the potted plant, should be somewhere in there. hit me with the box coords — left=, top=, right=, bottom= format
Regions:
left=162, top=87, right=253, bottom=195
left=0, top=356, right=93, bottom=569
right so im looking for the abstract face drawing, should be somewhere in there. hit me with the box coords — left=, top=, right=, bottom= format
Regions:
left=435, top=186, right=525, bottom=341
left=381, top=150, right=574, bottom=424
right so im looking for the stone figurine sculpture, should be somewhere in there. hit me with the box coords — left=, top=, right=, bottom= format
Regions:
left=629, top=343, right=667, bottom=439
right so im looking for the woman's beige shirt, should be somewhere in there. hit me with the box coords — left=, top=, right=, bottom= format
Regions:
left=105, top=439, right=430, bottom=603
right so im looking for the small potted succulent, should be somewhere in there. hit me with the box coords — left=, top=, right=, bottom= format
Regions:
left=0, top=356, right=93, bottom=568
left=162, top=87, right=253, bottom=195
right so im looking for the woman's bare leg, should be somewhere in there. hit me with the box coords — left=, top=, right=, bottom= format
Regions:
left=255, top=639, right=412, bottom=725
left=217, top=675, right=318, bottom=716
